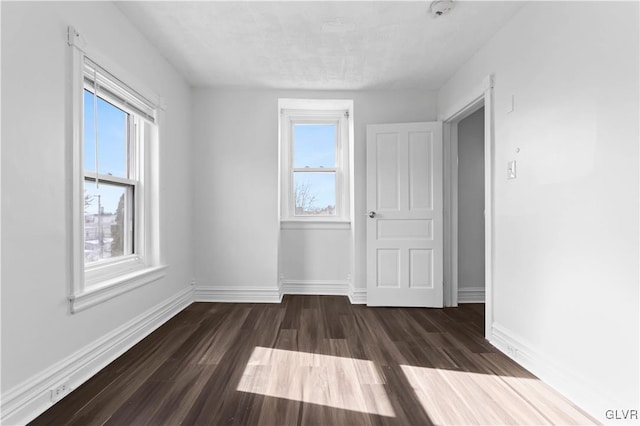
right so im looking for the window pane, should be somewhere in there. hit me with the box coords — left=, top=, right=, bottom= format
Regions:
left=293, top=124, right=336, bottom=168
left=83, top=90, right=128, bottom=178
left=293, top=172, right=336, bottom=216
left=84, top=180, right=131, bottom=262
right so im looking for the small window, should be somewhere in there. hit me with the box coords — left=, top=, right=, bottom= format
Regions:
left=293, top=123, right=338, bottom=216
left=69, top=38, right=165, bottom=313
left=280, top=100, right=352, bottom=222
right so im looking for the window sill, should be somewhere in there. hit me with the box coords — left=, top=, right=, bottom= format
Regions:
left=280, top=220, right=351, bottom=230
left=69, top=264, right=167, bottom=313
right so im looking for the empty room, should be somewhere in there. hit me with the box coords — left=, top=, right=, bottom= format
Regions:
left=1, top=1, right=638, bottom=425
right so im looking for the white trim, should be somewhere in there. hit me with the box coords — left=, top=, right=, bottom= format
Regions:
left=84, top=254, right=145, bottom=284
left=281, top=280, right=350, bottom=296
left=194, top=283, right=366, bottom=305
left=194, top=286, right=283, bottom=303
left=280, top=221, right=351, bottom=230
left=278, top=98, right=353, bottom=112
left=438, top=75, right=494, bottom=122
left=483, top=80, right=495, bottom=340
left=67, top=26, right=161, bottom=109
left=348, top=104, right=357, bottom=305
left=490, top=323, right=609, bottom=423
left=457, top=286, right=485, bottom=303
left=443, top=122, right=459, bottom=307
left=441, top=74, right=495, bottom=340
left=70, top=265, right=167, bottom=313
left=349, top=287, right=367, bottom=304
left=442, top=94, right=486, bottom=309
left=83, top=172, right=136, bottom=187
left=279, top=103, right=352, bottom=222
left=83, top=58, right=156, bottom=123
left=69, top=35, right=163, bottom=312
left=70, top=42, right=85, bottom=302
left=0, top=286, right=193, bottom=426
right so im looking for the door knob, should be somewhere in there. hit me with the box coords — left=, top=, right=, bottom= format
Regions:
left=368, top=211, right=376, bottom=218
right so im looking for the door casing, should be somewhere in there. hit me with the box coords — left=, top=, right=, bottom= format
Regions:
left=440, top=74, right=495, bottom=339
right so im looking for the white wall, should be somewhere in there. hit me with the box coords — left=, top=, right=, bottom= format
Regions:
left=439, top=2, right=639, bottom=421
left=192, top=89, right=437, bottom=294
left=192, top=90, right=280, bottom=292
left=280, top=229, right=352, bottom=284
left=1, top=0, right=192, bottom=395
left=457, top=108, right=485, bottom=293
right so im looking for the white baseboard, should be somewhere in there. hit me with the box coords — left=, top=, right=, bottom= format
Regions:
left=195, top=282, right=366, bottom=305
left=1, top=286, right=194, bottom=426
left=281, top=280, right=350, bottom=296
left=457, top=286, right=485, bottom=303
left=349, top=287, right=367, bottom=304
left=280, top=280, right=368, bottom=305
left=490, top=322, right=611, bottom=424
left=194, top=285, right=282, bottom=303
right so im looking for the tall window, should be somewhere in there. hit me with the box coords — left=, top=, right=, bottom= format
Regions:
left=280, top=100, right=352, bottom=222
left=69, top=33, right=164, bottom=313
left=83, top=88, right=135, bottom=263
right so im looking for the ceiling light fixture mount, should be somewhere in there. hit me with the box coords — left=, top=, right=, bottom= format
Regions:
left=429, top=0, right=455, bottom=18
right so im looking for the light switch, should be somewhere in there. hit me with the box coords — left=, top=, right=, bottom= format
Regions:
left=507, top=94, right=515, bottom=113
left=507, top=160, right=517, bottom=179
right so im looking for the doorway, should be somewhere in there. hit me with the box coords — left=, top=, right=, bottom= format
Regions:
left=456, top=108, right=485, bottom=303
left=441, top=74, right=494, bottom=338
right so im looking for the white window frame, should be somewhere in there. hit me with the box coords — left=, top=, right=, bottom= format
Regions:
left=69, top=27, right=165, bottom=313
left=82, top=85, right=137, bottom=268
left=279, top=99, right=353, bottom=225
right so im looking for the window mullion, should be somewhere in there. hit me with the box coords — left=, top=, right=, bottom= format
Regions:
left=289, top=119, right=295, bottom=217
left=130, top=116, right=138, bottom=180
left=336, top=117, right=344, bottom=218
left=85, top=173, right=136, bottom=187
left=126, top=184, right=134, bottom=257
left=292, top=167, right=337, bottom=173
left=93, top=68, right=99, bottom=188
left=130, top=116, right=140, bottom=259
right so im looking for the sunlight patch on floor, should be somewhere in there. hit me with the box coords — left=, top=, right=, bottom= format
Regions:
left=237, top=346, right=396, bottom=417
left=400, top=364, right=549, bottom=425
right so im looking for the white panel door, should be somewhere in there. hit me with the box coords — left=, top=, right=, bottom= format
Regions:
left=366, top=122, right=443, bottom=307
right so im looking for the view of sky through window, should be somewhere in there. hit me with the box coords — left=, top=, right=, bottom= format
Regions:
left=294, top=172, right=336, bottom=215
left=293, top=123, right=336, bottom=214
left=293, top=124, right=335, bottom=167
left=83, top=90, right=128, bottom=214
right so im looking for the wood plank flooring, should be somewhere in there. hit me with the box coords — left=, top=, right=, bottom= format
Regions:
left=30, top=296, right=597, bottom=425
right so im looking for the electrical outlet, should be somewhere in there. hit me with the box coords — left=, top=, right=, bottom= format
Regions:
left=50, top=381, right=71, bottom=403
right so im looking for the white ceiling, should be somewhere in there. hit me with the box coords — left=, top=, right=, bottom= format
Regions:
left=117, top=1, right=524, bottom=90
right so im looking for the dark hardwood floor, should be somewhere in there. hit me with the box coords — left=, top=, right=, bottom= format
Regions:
left=30, top=296, right=596, bottom=425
